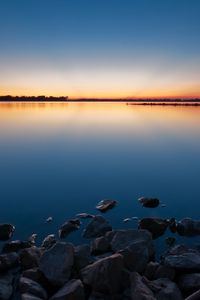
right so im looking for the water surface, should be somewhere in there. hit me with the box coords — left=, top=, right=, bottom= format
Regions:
left=0, top=102, right=200, bottom=249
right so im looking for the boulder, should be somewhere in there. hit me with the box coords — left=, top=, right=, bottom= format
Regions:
left=0, top=252, right=19, bottom=271
left=41, top=234, right=56, bottom=249
left=81, top=253, right=124, bottom=295
left=177, top=218, right=200, bottom=237
left=154, top=265, right=176, bottom=281
left=139, top=218, right=168, bottom=239
left=138, top=197, right=160, bottom=208
left=96, top=199, right=118, bottom=213
left=144, top=262, right=159, bottom=280
left=74, top=244, right=93, bottom=270
left=185, top=289, right=200, bottom=300
left=0, top=224, right=15, bottom=241
left=82, top=215, right=112, bottom=239
left=106, top=229, right=154, bottom=272
left=91, top=236, right=111, bottom=255
left=0, top=273, right=14, bottom=300
left=21, top=294, right=43, bottom=300
left=147, top=278, right=183, bottom=300
left=22, top=268, right=44, bottom=284
left=49, top=279, right=85, bottom=300
left=19, top=277, right=47, bottom=299
left=58, top=219, right=81, bottom=238
left=2, top=240, right=31, bottom=253
left=164, top=247, right=200, bottom=270
left=39, top=242, right=74, bottom=287
left=130, top=272, right=155, bottom=300
left=178, top=273, right=200, bottom=293
left=20, top=247, right=42, bottom=270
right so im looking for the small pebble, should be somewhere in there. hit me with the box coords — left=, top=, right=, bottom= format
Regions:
left=46, top=216, right=53, bottom=223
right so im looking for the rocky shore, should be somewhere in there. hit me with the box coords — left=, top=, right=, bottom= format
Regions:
left=1, top=198, right=200, bottom=300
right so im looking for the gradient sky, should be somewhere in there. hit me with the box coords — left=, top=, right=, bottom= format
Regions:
left=0, top=0, right=200, bottom=98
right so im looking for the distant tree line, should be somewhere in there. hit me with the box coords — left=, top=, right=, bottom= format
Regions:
left=0, top=95, right=68, bottom=102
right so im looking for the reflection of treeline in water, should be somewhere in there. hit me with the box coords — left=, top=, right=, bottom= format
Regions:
left=0, top=95, right=68, bottom=102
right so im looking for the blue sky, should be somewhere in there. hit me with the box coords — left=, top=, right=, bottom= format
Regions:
left=0, top=0, right=200, bottom=98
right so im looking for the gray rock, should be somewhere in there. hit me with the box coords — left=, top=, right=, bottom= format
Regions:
left=22, top=268, right=44, bottom=284
left=81, top=253, right=124, bottom=295
left=58, top=219, right=81, bottom=238
left=178, top=273, right=200, bottom=292
left=148, top=278, right=183, bottom=300
left=91, top=236, right=111, bottom=255
left=20, top=247, right=42, bottom=270
left=0, top=224, right=15, bottom=241
left=41, top=234, right=56, bottom=249
left=154, top=265, right=176, bottom=281
left=0, top=273, right=14, bottom=300
left=19, top=277, right=47, bottom=299
left=144, top=262, right=159, bottom=280
left=138, top=197, right=160, bottom=208
left=74, top=244, right=93, bottom=270
left=177, top=218, right=200, bottom=237
left=2, top=240, right=31, bottom=253
left=76, top=213, right=94, bottom=219
left=106, top=229, right=154, bottom=272
left=185, top=289, right=200, bottom=300
left=39, top=242, right=74, bottom=286
left=96, top=199, right=118, bottom=213
left=139, top=217, right=168, bottom=239
left=82, top=215, right=112, bottom=239
left=164, top=247, right=200, bottom=270
left=0, top=252, right=19, bottom=271
left=21, top=294, right=43, bottom=300
left=130, top=272, right=155, bottom=300
left=49, top=279, right=84, bottom=300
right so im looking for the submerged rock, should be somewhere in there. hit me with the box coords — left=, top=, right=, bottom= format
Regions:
left=76, top=213, right=94, bottom=219
left=82, top=215, right=112, bottom=239
left=45, top=217, right=53, bottom=223
left=138, top=197, right=160, bottom=208
left=96, top=199, right=117, bottom=213
left=139, top=217, right=168, bottom=239
left=165, top=237, right=176, bottom=247
left=19, top=277, right=47, bottom=300
left=177, top=218, right=200, bottom=237
left=0, top=224, right=15, bottom=241
left=81, top=253, right=124, bottom=295
left=58, top=219, right=81, bottom=238
left=39, top=242, right=74, bottom=287
left=50, top=279, right=85, bottom=300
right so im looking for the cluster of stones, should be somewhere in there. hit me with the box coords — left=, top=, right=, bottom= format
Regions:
left=1, top=198, right=200, bottom=299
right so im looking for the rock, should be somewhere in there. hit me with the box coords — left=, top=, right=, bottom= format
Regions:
left=130, top=272, right=155, bottom=300
left=91, top=236, right=111, bottom=255
left=144, top=262, right=159, bottom=280
left=138, top=197, right=160, bottom=208
left=147, top=278, right=183, bottom=300
left=154, top=265, right=176, bottom=281
left=19, top=277, right=47, bottom=299
left=41, top=234, right=56, bottom=249
left=20, top=247, right=42, bottom=270
left=76, top=213, right=94, bottom=219
left=81, top=253, right=124, bottom=295
left=74, top=244, right=93, bottom=270
left=185, top=289, right=200, bottom=300
left=178, top=273, right=200, bottom=293
left=21, top=294, right=43, bottom=300
left=0, top=224, right=15, bottom=241
left=0, top=252, right=19, bottom=271
left=164, top=246, right=200, bottom=270
left=45, top=217, right=53, bottom=223
left=49, top=279, right=85, bottom=300
left=58, top=219, right=81, bottom=238
left=2, top=240, right=31, bottom=253
left=39, top=242, right=74, bottom=287
left=0, top=273, right=14, bottom=300
left=22, top=268, right=44, bottom=284
left=168, top=218, right=177, bottom=233
left=106, top=229, right=154, bottom=272
left=123, top=218, right=132, bottom=223
left=177, top=218, right=200, bottom=237
left=96, top=199, right=118, bottom=213
left=82, top=215, right=112, bottom=239
left=139, top=218, right=168, bottom=239
left=28, top=234, right=38, bottom=245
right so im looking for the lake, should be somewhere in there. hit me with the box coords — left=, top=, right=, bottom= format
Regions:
left=0, top=102, right=200, bottom=251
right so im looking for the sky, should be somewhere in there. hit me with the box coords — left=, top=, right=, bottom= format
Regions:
left=0, top=0, right=200, bottom=99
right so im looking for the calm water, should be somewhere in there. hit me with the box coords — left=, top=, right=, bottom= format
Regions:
left=0, top=102, right=200, bottom=250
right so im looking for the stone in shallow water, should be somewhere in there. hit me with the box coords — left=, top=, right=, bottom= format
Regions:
left=49, top=279, right=85, bottom=300
left=82, top=215, right=112, bottom=239
left=41, top=234, right=56, bottom=249
left=76, top=213, right=94, bottom=219
left=0, top=224, right=15, bottom=241
left=96, top=199, right=118, bottom=212
left=81, top=253, right=124, bottom=295
left=177, top=218, right=200, bottom=237
left=139, top=217, right=168, bottom=239
left=138, top=197, right=160, bottom=208
left=58, top=219, right=81, bottom=238
left=39, top=242, right=74, bottom=287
